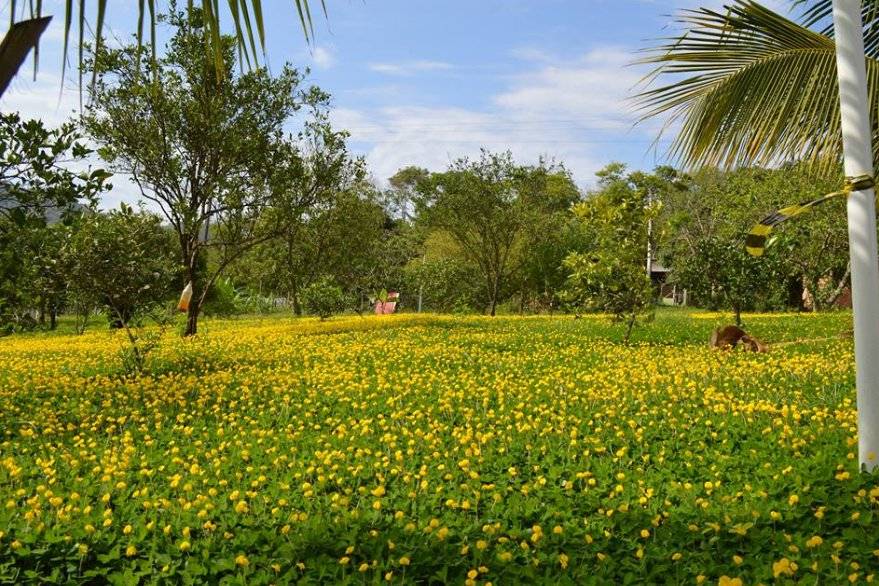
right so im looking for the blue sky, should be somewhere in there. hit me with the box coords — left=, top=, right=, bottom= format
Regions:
left=0, top=0, right=792, bottom=204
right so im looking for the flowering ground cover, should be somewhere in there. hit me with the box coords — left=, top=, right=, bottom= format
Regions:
left=1, top=310, right=877, bottom=584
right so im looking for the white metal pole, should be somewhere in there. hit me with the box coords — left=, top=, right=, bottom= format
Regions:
left=833, top=0, right=879, bottom=471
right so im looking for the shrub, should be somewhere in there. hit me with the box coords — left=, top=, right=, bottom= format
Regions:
left=302, top=276, right=347, bottom=320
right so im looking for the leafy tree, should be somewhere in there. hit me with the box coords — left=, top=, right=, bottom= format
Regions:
left=417, top=151, right=564, bottom=316
left=404, top=255, right=482, bottom=313
left=84, top=8, right=352, bottom=336
left=562, top=163, right=657, bottom=342
left=30, top=223, right=73, bottom=331
left=67, top=205, right=177, bottom=328
left=676, top=238, right=782, bottom=326
left=386, top=166, right=429, bottom=221
left=0, top=114, right=109, bottom=333
left=0, top=112, right=110, bottom=224
left=515, top=170, right=583, bottom=312
left=66, top=205, right=178, bottom=369
left=660, top=166, right=846, bottom=313
left=302, top=276, right=346, bottom=320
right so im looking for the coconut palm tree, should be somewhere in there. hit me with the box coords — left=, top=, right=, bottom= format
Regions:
left=635, top=0, right=879, bottom=172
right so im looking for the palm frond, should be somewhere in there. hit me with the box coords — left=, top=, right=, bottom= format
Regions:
left=795, top=0, right=879, bottom=58
left=635, top=0, right=879, bottom=172
left=41, top=1, right=325, bottom=89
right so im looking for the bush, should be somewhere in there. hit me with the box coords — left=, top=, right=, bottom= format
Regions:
left=302, top=276, right=347, bottom=320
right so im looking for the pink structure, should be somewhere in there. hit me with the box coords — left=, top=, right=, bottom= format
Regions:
left=374, top=291, right=399, bottom=315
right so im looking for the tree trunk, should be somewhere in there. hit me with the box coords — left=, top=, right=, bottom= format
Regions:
left=827, top=262, right=852, bottom=308
left=624, top=313, right=636, bottom=344
left=185, top=299, right=200, bottom=336
left=487, top=272, right=500, bottom=317
left=291, top=281, right=302, bottom=316
left=734, top=306, right=742, bottom=327
left=49, top=307, right=57, bottom=330
left=182, top=240, right=202, bottom=337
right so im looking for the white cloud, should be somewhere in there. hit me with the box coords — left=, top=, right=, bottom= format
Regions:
left=311, top=45, right=336, bottom=69
left=369, top=60, right=453, bottom=76
left=339, top=46, right=666, bottom=186
left=0, top=71, right=80, bottom=129
left=495, top=47, right=643, bottom=131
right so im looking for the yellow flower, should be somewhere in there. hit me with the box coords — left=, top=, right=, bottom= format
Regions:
left=773, top=557, right=798, bottom=578
left=559, top=553, right=569, bottom=569
left=640, top=529, right=650, bottom=539
left=125, top=544, right=137, bottom=557
left=788, top=495, right=800, bottom=506
left=339, top=556, right=350, bottom=565
left=179, top=540, right=191, bottom=552
left=359, top=563, right=369, bottom=573
left=806, top=535, right=824, bottom=548
left=123, top=524, right=133, bottom=535
left=235, top=554, right=249, bottom=567
left=718, top=577, right=742, bottom=586
left=234, top=500, right=249, bottom=514
left=399, top=556, right=410, bottom=566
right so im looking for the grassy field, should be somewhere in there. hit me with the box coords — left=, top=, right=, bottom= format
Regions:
left=1, top=310, right=876, bottom=584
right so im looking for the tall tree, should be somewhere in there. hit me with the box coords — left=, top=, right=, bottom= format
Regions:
left=514, top=168, right=582, bottom=312
left=84, top=8, right=352, bottom=335
left=562, top=163, right=657, bottom=342
left=417, top=151, right=554, bottom=316
left=0, top=114, right=108, bottom=332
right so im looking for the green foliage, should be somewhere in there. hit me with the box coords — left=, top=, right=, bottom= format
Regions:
left=201, top=278, right=240, bottom=317
left=417, top=150, right=575, bottom=316
left=0, top=112, right=109, bottom=225
left=0, top=113, right=110, bottom=333
left=301, top=276, right=347, bottom=320
left=66, top=204, right=177, bottom=327
left=403, top=256, right=482, bottom=313
left=84, top=7, right=354, bottom=336
left=676, top=238, right=783, bottom=326
left=65, top=204, right=178, bottom=372
left=660, top=166, right=847, bottom=315
left=562, top=164, right=657, bottom=342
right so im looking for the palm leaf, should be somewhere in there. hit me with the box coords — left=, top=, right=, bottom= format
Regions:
left=635, top=0, right=879, bottom=172
left=795, top=0, right=879, bottom=58
left=14, top=0, right=328, bottom=90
